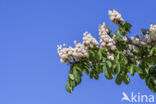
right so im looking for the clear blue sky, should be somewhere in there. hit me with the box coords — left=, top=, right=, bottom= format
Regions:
left=0, top=0, right=156, bottom=104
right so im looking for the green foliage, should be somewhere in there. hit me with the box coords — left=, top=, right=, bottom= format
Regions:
left=65, top=50, right=156, bottom=93
left=66, top=64, right=83, bottom=93
left=145, top=66, right=156, bottom=92
left=119, top=21, right=132, bottom=34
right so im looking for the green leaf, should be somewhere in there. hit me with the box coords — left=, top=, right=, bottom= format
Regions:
left=103, top=63, right=114, bottom=79
left=120, top=21, right=132, bottom=34
left=123, top=74, right=130, bottom=85
left=70, top=80, right=76, bottom=87
left=134, top=66, right=143, bottom=74
left=145, top=68, right=149, bottom=76
left=97, top=49, right=102, bottom=60
left=94, top=74, right=99, bottom=80
left=103, top=63, right=110, bottom=79
left=107, top=69, right=114, bottom=79
left=73, top=69, right=81, bottom=83
left=102, top=57, right=106, bottom=62
left=152, top=78, right=156, bottom=86
left=139, top=74, right=146, bottom=79
left=90, top=70, right=94, bottom=79
left=66, top=80, right=72, bottom=93
left=128, top=65, right=135, bottom=76
left=88, top=49, right=95, bottom=60
left=96, top=64, right=103, bottom=74
left=88, top=49, right=94, bottom=55
left=112, top=62, right=117, bottom=70
left=75, top=65, right=82, bottom=72
left=101, top=49, right=107, bottom=57
left=106, top=60, right=112, bottom=68
left=143, top=56, right=156, bottom=64
left=116, top=61, right=121, bottom=74
left=69, top=74, right=74, bottom=80
left=115, top=73, right=122, bottom=85
left=83, top=68, right=89, bottom=75
left=120, top=54, right=128, bottom=65
left=116, top=52, right=120, bottom=60
left=116, top=29, right=123, bottom=41
left=149, top=47, right=156, bottom=55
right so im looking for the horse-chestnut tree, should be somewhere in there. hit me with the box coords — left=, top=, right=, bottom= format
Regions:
left=57, top=9, right=156, bottom=93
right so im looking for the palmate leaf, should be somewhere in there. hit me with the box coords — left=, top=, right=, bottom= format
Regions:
left=112, top=62, right=117, bottom=72
left=96, top=48, right=103, bottom=60
left=73, top=69, right=80, bottom=83
left=65, top=64, right=83, bottom=93
left=94, top=74, right=99, bottom=80
left=116, top=29, right=123, bottom=41
left=96, top=64, right=103, bottom=74
left=119, top=21, right=132, bottom=34
left=106, top=60, right=112, bottom=68
left=133, top=65, right=143, bottom=74
left=146, top=76, right=156, bottom=92
left=119, top=53, right=128, bottom=65
left=88, top=49, right=95, bottom=60
left=74, top=65, right=82, bottom=72
left=103, top=63, right=114, bottom=79
left=116, top=61, right=121, bottom=74
left=65, top=47, right=155, bottom=93
left=115, top=73, right=122, bottom=85
left=128, top=64, right=143, bottom=76
left=103, top=63, right=110, bottom=79
left=66, top=80, right=73, bottom=93
left=83, top=68, right=89, bottom=75
left=115, top=72, right=130, bottom=85
left=123, top=73, right=130, bottom=85
left=128, top=64, right=135, bottom=76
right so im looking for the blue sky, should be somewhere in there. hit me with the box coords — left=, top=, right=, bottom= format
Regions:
left=0, top=0, right=156, bottom=104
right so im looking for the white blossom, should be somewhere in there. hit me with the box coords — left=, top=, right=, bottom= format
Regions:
left=107, top=52, right=114, bottom=61
left=150, top=24, right=156, bottom=31
left=73, top=42, right=88, bottom=60
left=57, top=11, right=156, bottom=64
left=136, top=60, right=140, bottom=65
left=83, top=32, right=99, bottom=49
left=108, top=9, right=124, bottom=24
left=143, top=24, right=156, bottom=44
left=128, top=44, right=139, bottom=53
left=57, top=41, right=88, bottom=63
left=122, top=50, right=133, bottom=56
left=99, top=23, right=116, bottom=51
left=123, top=36, right=128, bottom=42
left=131, top=36, right=140, bottom=45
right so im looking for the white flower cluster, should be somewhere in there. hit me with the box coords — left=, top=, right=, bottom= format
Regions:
left=123, top=36, right=128, bottom=42
left=128, top=24, right=156, bottom=53
left=122, top=50, right=133, bottom=56
left=99, top=23, right=116, bottom=51
left=150, top=24, right=156, bottom=31
left=83, top=32, right=99, bottom=49
left=57, top=10, right=156, bottom=64
left=108, top=9, right=124, bottom=24
left=57, top=41, right=88, bottom=63
left=107, top=52, right=114, bottom=61
left=146, top=24, right=156, bottom=43
left=128, top=36, right=141, bottom=53
left=128, top=45, right=139, bottom=54
left=131, top=36, right=140, bottom=44
left=73, top=41, right=88, bottom=60
left=57, top=45, right=74, bottom=63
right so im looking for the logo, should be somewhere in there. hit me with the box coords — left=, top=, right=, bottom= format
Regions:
left=121, top=92, right=155, bottom=103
